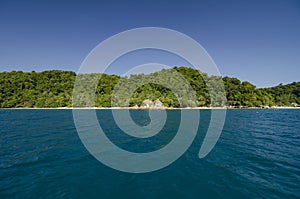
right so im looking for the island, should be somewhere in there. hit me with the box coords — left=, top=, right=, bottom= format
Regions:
left=0, top=67, right=299, bottom=109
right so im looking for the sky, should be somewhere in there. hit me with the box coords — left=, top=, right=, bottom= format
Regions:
left=0, top=0, right=299, bottom=88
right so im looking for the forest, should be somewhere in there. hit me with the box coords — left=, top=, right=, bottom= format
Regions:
left=0, top=67, right=299, bottom=108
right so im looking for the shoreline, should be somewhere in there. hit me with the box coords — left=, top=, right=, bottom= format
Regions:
left=1, top=106, right=300, bottom=110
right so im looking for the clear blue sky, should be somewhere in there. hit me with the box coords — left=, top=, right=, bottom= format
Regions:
left=0, top=0, right=299, bottom=88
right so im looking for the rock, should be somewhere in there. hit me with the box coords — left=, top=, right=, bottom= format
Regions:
left=153, top=99, right=164, bottom=108
left=291, top=102, right=298, bottom=107
left=140, top=99, right=165, bottom=109
left=141, top=99, right=153, bottom=108
left=132, top=104, right=139, bottom=109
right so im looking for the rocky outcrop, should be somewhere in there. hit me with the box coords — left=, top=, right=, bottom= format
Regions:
left=153, top=99, right=164, bottom=108
left=141, top=99, right=153, bottom=108
left=140, top=99, right=165, bottom=109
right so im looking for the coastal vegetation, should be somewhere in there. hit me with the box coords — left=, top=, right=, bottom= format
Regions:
left=0, top=67, right=299, bottom=108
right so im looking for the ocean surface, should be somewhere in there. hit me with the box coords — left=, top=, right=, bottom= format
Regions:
left=0, top=109, right=299, bottom=199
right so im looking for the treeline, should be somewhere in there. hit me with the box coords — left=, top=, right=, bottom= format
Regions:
left=0, top=67, right=299, bottom=108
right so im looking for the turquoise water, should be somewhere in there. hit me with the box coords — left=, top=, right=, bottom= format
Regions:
left=0, top=109, right=299, bottom=198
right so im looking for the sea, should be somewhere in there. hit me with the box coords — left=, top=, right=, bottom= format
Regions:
left=0, top=109, right=299, bottom=199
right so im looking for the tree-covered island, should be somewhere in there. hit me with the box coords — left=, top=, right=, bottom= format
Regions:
left=0, top=67, right=299, bottom=108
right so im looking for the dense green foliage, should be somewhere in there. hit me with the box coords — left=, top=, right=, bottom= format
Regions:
left=0, top=70, right=75, bottom=108
left=0, top=67, right=299, bottom=108
left=261, top=82, right=300, bottom=106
